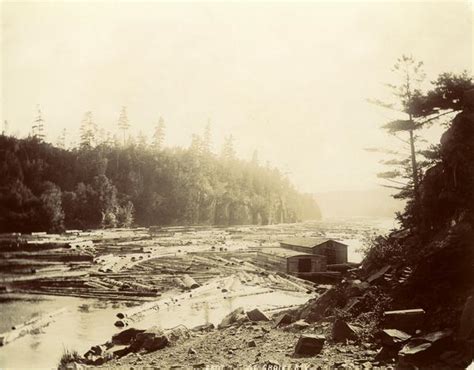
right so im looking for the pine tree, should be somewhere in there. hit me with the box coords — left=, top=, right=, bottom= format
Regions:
left=105, top=131, right=114, bottom=146
left=383, top=55, right=426, bottom=196
left=79, top=111, right=97, bottom=148
left=152, top=116, right=165, bottom=150
left=370, top=55, right=426, bottom=201
left=137, top=131, right=147, bottom=148
left=97, top=128, right=107, bottom=146
left=202, top=120, right=212, bottom=154
left=112, top=134, right=121, bottom=147
left=118, top=106, right=130, bottom=145
left=32, top=106, right=46, bottom=141
left=57, top=128, right=67, bottom=149
left=189, top=133, right=203, bottom=154
left=221, top=135, right=236, bottom=160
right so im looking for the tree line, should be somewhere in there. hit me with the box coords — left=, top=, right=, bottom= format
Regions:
left=0, top=125, right=321, bottom=233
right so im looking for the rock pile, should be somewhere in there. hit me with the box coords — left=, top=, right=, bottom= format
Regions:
left=78, top=325, right=190, bottom=366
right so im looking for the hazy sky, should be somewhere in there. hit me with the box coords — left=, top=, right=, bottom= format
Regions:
left=1, top=1, right=472, bottom=193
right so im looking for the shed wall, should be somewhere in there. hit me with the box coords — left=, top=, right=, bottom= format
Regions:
left=312, top=241, right=348, bottom=264
left=287, top=255, right=327, bottom=273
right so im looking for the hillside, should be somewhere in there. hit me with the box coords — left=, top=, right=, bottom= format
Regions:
left=0, top=136, right=321, bottom=233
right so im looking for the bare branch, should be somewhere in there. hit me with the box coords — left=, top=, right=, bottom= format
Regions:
left=390, top=133, right=410, bottom=145
left=379, top=184, right=406, bottom=190
left=384, top=178, right=409, bottom=186
left=417, top=109, right=456, bottom=125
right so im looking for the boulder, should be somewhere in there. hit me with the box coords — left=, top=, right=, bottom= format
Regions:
left=218, top=307, right=245, bottom=328
left=262, top=360, right=280, bottom=368
left=382, top=309, right=425, bottom=334
left=379, top=329, right=411, bottom=347
left=192, top=323, right=215, bottom=332
left=111, top=328, right=145, bottom=345
left=343, top=297, right=361, bottom=313
left=92, top=356, right=105, bottom=366
left=248, top=340, right=257, bottom=348
left=286, top=319, right=311, bottom=331
left=89, top=345, right=106, bottom=356
left=274, top=313, right=294, bottom=327
left=419, top=329, right=453, bottom=344
left=126, top=325, right=190, bottom=354
left=246, top=308, right=270, bottom=322
left=114, top=320, right=128, bottom=327
left=398, top=340, right=433, bottom=364
left=366, top=265, right=391, bottom=284
left=399, top=330, right=454, bottom=365
left=294, top=334, right=325, bottom=356
left=298, top=288, right=341, bottom=322
left=332, top=319, right=359, bottom=342
left=236, top=314, right=250, bottom=325
left=130, top=326, right=169, bottom=352
left=346, top=280, right=371, bottom=297
left=164, top=325, right=190, bottom=343
left=84, top=345, right=107, bottom=362
left=112, top=344, right=132, bottom=358
left=374, top=346, right=399, bottom=362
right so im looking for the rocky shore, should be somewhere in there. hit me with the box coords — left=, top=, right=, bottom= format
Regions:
left=62, top=267, right=474, bottom=369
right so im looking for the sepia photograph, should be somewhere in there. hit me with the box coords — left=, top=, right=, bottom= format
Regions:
left=0, top=0, right=473, bottom=368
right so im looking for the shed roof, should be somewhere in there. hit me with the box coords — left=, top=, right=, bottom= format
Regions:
left=280, top=237, right=346, bottom=248
left=258, top=247, right=311, bottom=258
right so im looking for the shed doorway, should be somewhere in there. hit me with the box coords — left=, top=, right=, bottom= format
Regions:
left=298, top=258, right=311, bottom=272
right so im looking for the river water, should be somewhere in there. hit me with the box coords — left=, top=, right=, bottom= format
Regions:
left=0, top=218, right=395, bottom=369
left=0, top=290, right=309, bottom=369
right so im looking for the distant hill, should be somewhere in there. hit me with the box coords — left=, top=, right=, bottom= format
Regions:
left=314, top=188, right=404, bottom=219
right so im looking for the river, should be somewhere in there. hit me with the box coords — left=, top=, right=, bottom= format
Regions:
left=0, top=290, right=311, bottom=368
left=0, top=218, right=395, bottom=369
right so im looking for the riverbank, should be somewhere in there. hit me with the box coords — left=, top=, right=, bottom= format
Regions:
left=0, top=219, right=393, bottom=368
left=98, top=319, right=380, bottom=369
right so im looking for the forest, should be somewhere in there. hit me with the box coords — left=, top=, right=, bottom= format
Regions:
left=0, top=124, right=321, bottom=233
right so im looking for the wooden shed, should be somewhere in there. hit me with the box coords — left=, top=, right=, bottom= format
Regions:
left=287, top=254, right=327, bottom=274
left=256, top=248, right=327, bottom=274
left=280, top=237, right=348, bottom=265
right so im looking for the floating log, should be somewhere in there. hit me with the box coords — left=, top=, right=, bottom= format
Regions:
left=182, top=274, right=200, bottom=289
left=223, top=287, right=274, bottom=299
left=275, top=275, right=308, bottom=293
left=276, top=272, right=315, bottom=290
left=1, top=308, right=67, bottom=346
left=173, top=277, right=185, bottom=288
left=221, top=275, right=237, bottom=292
left=116, top=277, right=231, bottom=320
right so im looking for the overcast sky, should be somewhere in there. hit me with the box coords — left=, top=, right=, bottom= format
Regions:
left=1, top=1, right=472, bottom=193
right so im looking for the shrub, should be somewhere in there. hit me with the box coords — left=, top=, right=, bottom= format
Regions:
left=57, top=348, right=81, bottom=369
left=358, top=234, right=411, bottom=273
